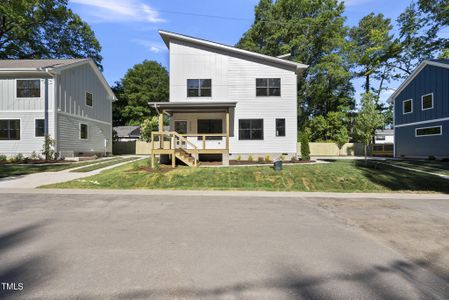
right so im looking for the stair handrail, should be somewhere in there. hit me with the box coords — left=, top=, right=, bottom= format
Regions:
left=170, top=131, right=199, bottom=167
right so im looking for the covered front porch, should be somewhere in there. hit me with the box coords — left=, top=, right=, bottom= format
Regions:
left=149, top=101, right=236, bottom=167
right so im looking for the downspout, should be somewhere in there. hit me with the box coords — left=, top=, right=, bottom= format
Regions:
left=41, top=68, right=59, bottom=156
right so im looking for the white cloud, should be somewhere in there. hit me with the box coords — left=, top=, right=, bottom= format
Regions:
left=132, top=39, right=166, bottom=53
left=70, top=0, right=164, bottom=23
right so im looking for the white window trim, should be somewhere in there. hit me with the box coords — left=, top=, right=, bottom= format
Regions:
left=34, top=118, right=45, bottom=138
left=421, top=93, right=434, bottom=111
left=79, top=123, right=88, bottom=140
left=255, top=78, right=282, bottom=97
left=415, top=125, right=442, bottom=137
left=15, top=79, right=43, bottom=100
left=186, top=79, right=212, bottom=98
left=402, top=99, right=413, bottom=115
left=0, top=118, right=21, bottom=141
left=85, top=91, right=93, bottom=107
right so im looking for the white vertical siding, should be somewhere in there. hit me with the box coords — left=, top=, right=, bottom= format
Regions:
left=169, top=40, right=298, bottom=155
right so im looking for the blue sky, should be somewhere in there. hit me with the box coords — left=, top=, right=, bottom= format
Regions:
left=69, top=0, right=413, bottom=101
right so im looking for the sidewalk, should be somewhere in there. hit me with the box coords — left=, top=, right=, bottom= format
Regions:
left=0, top=156, right=145, bottom=189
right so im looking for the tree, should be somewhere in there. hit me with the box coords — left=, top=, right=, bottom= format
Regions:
left=353, top=93, right=385, bottom=164
left=237, top=0, right=354, bottom=127
left=334, top=127, right=349, bottom=155
left=348, top=13, right=400, bottom=95
left=418, top=0, right=449, bottom=26
left=0, top=0, right=102, bottom=67
left=113, top=60, right=169, bottom=126
left=140, top=116, right=160, bottom=142
left=300, top=129, right=311, bottom=161
left=307, top=111, right=349, bottom=142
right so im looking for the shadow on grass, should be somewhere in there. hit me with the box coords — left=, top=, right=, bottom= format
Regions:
left=0, top=222, right=53, bottom=299
left=355, top=160, right=449, bottom=194
left=62, top=257, right=448, bottom=299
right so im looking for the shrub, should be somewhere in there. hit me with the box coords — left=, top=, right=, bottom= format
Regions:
left=30, top=151, right=39, bottom=160
left=257, top=157, right=264, bottom=163
left=0, top=154, right=7, bottom=162
left=441, top=158, right=449, bottom=162
left=42, top=135, right=57, bottom=160
left=264, top=155, right=271, bottom=162
left=248, top=155, right=253, bottom=162
left=236, top=155, right=241, bottom=161
left=290, top=155, right=297, bottom=162
left=14, top=153, right=24, bottom=163
left=279, top=155, right=285, bottom=161
left=428, top=155, right=436, bottom=161
left=140, top=116, right=160, bottom=142
left=300, top=130, right=311, bottom=161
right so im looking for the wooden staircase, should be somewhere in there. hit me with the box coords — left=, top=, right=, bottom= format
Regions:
left=174, top=148, right=199, bottom=167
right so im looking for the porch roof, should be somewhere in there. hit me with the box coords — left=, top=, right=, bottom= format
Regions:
left=149, top=101, right=236, bottom=114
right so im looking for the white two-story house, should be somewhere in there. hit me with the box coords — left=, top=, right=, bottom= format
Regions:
left=150, top=30, right=307, bottom=166
left=0, top=59, right=115, bottom=158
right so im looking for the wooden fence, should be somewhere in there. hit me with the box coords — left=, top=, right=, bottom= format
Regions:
left=298, top=142, right=365, bottom=156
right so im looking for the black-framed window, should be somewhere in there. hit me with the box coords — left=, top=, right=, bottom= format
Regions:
left=416, top=126, right=441, bottom=137
left=276, top=118, right=286, bottom=137
left=17, top=79, right=40, bottom=98
left=35, top=119, right=45, bottom=137
left=197, top=119, right=222, bottom=140
left=0, top=119, right=20, bottom=140
left=256, top=78, right=281, bottom=96
left=187, top=79, right=211, bottom=97
left=422, top=93, right=433, bottom=110
left=403, top=99, right=412, bottom=114
left=239, top=119, right=264, bottom=140
left=80, top=124, right=88, bottom=139
left=85, top=92, right=93, bottom=107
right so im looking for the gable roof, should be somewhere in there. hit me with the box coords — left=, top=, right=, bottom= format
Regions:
left=388, top=59, right=449, bottom=103
left=159, top=30, right=308, bottom=74
left=0, top=58, right=116, bottom=100
left=113, top=126, right=141, bottom=138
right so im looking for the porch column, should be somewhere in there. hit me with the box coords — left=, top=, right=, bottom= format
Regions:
left=159, top=113, right=164, bottom=149
left=225, top=110, right=230, bottom=151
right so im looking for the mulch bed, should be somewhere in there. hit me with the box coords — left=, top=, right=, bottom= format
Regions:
left=229, top=160, right=314, bottom=165
left=0, top=160, right=73, bottom=165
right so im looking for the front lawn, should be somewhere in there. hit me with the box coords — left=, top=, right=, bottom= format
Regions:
left=41, top=159, right=449, bottom=193
left=0, top=158, right=116, bottom=178
left=385, top=159, right=449, bottom=176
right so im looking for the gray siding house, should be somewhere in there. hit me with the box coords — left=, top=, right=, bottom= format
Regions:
left=389, top=59, right=449, bottom=158
left=0, top=59, right=115, bottom=157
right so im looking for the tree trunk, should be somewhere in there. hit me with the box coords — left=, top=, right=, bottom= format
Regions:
left=365, top=74, right=370, bottom=94
left=364, top=143, right=368, bottom=166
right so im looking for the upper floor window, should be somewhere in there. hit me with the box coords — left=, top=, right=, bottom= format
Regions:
left=403, top=99, right=412, bottom=114
left=187, top=79, right=211, bottom=97
left=0, top=119, right=20, bottom=140
left=256, top=78, right=281, bottom=96
left=421, top=93, right=433, bottom=110
left=17, top=79, right=40, bottom=98
left=35, top=119, right=45, bottom=137
left=85, top=92, right=93, bottom=107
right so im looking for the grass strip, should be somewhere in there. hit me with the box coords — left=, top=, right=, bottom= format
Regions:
left=71, top=157, right=139, bottom=173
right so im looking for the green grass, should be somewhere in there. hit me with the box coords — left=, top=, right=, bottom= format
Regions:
left=385, top=159, right=449, bottom=176
left=41, top=159, right=449, bottom=193
left=0, top=157, right=117, bottom=178
left=71, top=157, right=139, bottom=172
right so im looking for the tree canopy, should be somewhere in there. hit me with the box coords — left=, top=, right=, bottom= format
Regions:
left=237, top=0, right=354, bottom=127
left=0, top=0, right=102, bottom=68
left=112, top=60, right=169, bottom=126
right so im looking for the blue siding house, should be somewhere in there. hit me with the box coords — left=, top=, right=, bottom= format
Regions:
left=389, top=59, right=449, bottom=158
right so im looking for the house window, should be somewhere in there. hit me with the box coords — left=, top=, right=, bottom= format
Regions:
left=80, top=123, right=88, bottom=139
left=276, top=119, right=286, bottom=137
left=421, top=93, right=433, bottom=110
left=256, top=78, right=281, bottom=96
left=416, top=126, right=442, bottom=137
left=239, top=119, right=264, bottom=140
left=85, top=92, right=93, bottom=107
left=17, top=79, right=40, bottom=98
left=197, top=119, right=222, bottom=140
left=187, top=79, right=211, bottom=97
left=403, top=99, right=412, bottom=114
left=0, top=119, right=20, bottom=140
left=35, top=119, right=45, bottom=137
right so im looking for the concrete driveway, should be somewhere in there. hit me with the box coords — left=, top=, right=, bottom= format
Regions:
left=0, top=190, right=448, bottom=299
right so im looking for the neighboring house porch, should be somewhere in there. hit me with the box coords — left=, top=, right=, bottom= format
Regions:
left=150, top=102, right=235, bottom=167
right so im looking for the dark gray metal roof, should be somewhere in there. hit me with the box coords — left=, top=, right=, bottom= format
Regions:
left=0, top=59, right=89, bottom=69
left=429, top=58, right=449, bottom=65
left=113, top=126, right=141, bottom=138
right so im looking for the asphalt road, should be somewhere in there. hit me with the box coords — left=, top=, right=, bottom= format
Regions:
left=0, top=190, right=448, bottom=299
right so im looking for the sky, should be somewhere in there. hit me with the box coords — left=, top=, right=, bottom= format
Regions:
left=68, top=0, right=414, bottom=102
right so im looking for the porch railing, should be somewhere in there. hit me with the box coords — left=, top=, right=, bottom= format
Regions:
left=151, top=131, right=228, bottom=151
